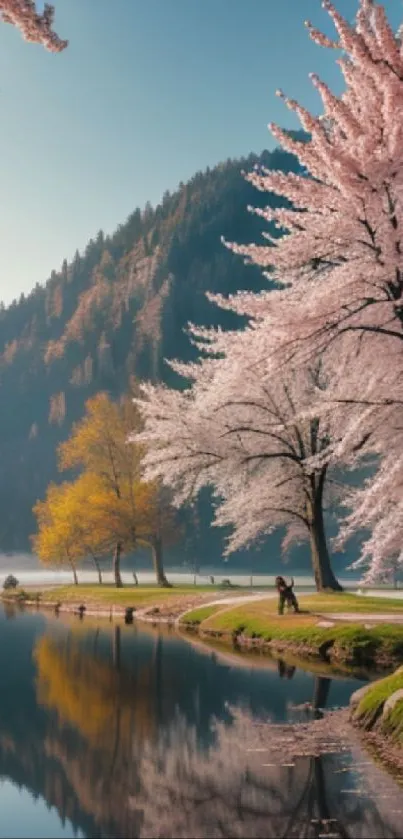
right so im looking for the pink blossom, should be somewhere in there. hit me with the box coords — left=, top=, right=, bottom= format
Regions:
left=133, top=1, right=403, bottom=584
left=0, top=1, right=67, bottom=52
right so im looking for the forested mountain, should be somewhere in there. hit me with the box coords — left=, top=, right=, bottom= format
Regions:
left=0, top=138, right=348, bottom=572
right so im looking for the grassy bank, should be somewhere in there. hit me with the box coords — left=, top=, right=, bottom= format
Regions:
left=353, top=669, right=403, bottom=735
left=181, top=593, right=403, bottom=667
left=351, top=668, right=403, bottom=774
left=4, top=586, right=403, bottom=668
left=0, top=583, right=245, bottom=617
left=30, top=583, right=218, bottom=606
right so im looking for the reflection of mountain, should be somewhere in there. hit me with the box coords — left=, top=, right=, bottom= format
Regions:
left=0, top=611, right=95, bottom=836
left=0, top=609, right=402, bottom=838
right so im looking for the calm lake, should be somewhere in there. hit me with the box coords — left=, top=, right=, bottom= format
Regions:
left=1, top=606, right=403, bottom=838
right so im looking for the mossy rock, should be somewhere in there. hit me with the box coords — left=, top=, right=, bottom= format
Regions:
left=379, top=689, right=403, bottom=742
left=382, top=689, right=403, bottom=719
left=350, top=683, right=372, bottom=713
left=355, top=670, right=403, bottom=733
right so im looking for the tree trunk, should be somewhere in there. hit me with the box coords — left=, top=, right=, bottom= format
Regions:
left=113, top=625, right=121, bottom=671
left=151, top=537, right=171, bottom=587
left=70, top=562, right=78, bottom=585
left=309, top=473, right=342, bottom=592
left=92, top=554, right=102, bottom=584
left=113, top=542, right=123, bottom=588
left=313, top=756, right=332, bottom=824
left=312, top=677, right=331, bottom=720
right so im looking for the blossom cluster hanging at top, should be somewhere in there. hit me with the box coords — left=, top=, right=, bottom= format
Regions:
left=0, top=1, right=67, bottom=51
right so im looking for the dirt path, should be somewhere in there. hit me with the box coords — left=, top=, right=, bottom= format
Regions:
left=137, top=591, right=275, bottom=625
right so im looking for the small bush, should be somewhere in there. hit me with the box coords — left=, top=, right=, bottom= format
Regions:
left=3, top=574, right=19, bottom=590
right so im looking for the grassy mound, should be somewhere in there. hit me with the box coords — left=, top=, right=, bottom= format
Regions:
left=181, top=593, right=403, bottom=667
left=3, top=584, right=220, bottom=609
left=354, top=670, right=403, bottom=739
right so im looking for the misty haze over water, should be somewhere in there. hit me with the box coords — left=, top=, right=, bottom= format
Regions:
left=0, top=551, right=381, bottom=592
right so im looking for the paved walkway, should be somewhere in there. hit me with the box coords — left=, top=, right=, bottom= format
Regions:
left=322, top=612, right=403, bottom=624
left=204, top=592, right=276, bottom=607
left=171, top=591, right=276, bottom=627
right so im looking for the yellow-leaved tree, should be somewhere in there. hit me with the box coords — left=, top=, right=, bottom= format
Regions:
left=56, top=392, right=179, bottom=586
left=134, top=481, right=182, bottom=586
left=32, top=482, right=83, bottom=585
left=59, top=473, right=109, bottom=583
left=57, top=393, right=142, bottom=586
left=33, top=472, right=133, bottom=585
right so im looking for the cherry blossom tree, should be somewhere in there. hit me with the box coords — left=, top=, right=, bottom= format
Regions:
left=306, top=331, right=403, bottom=583
left=220, top=0, right=403, bottom=363
left=136, top=0, right=403, bottom=586
left=222, top=0, right=403, bottom=584
left=135, top=316, right=349, bottom=590
left=0, top=2, right=67, bottom=52
left=202, top=0, right=403, bottom=584
left=336, top=447, right=403, bottom=585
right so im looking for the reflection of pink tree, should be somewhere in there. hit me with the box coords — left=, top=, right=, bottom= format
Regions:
left=132, top=708, right=399, bottom=839
left=32, top=627, right=403, bottom=837
left=0, top=2, right=67, bottom=51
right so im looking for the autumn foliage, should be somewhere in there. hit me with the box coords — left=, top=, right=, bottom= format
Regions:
left=33, top=392, right=178, bottom=586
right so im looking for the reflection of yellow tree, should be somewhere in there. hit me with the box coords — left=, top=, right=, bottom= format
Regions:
left=35, top=636, right=117, bottom=741
left=27, top=632, right=403, bottom=838
left=34, top=630, right=158, bottom=747
left=33, top=627, right=172, bottom=836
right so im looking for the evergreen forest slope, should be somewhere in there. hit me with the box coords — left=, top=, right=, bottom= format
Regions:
left=0, top=140, right=348, bottom=572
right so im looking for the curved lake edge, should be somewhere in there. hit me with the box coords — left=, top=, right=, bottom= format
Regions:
left=185, top=623, right=402, bottom=669
left=349, top=667, right=403, bottom=780
left=175, top=625, right=391, bottom=682
left=3, top=596, right=403, bottom=799
left=4, top=586, right=403, bottom=670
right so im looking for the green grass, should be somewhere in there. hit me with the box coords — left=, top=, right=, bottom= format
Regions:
left=180, top=604, right=223, bottom=625
left=299, top=592, right=403, bottom=614
left=181, top=593, right=403, bottom=667
left=355, top=670, right=403, bottom=740
left=6, top=586, right=403, bottom=666
left=6, top=584, right=222, bottom=609
left=182, top=592, right=403, bottom=629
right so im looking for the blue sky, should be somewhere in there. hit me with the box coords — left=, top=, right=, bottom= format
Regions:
left=0, top=0, right=400, bottom=304
left=0, top=777, right=84, bottom=837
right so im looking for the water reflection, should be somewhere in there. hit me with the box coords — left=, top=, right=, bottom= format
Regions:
left=0, top=610, right=402, bottom=838
left=277, top=658, right=296, bottom=680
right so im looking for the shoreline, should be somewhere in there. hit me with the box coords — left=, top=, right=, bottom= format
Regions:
left=3, top=586, right=403, bottom=671
left=4, top=587, right=403, bottom=781
left=182, top=624, right=403, bottom=670
left=349, top=669, right=403, bottom=778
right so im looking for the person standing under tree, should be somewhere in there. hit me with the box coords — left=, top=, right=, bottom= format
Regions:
left=275, top=576, right=300, bottom=615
